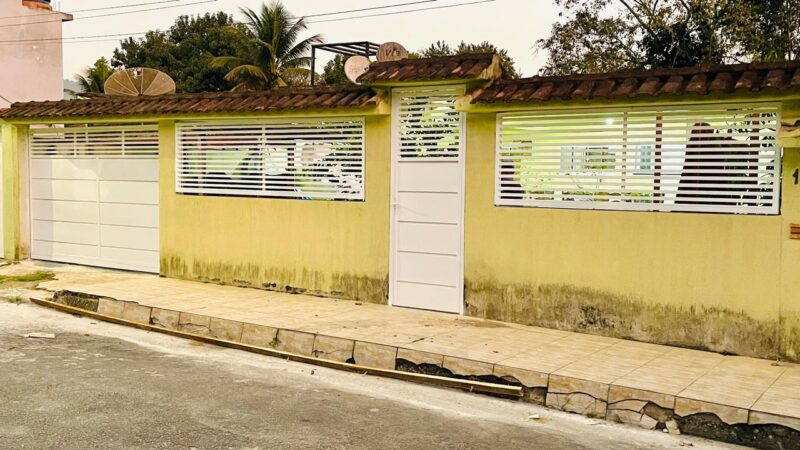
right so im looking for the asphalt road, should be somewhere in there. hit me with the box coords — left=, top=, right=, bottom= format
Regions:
left=0, top=302, right=734, bottom=450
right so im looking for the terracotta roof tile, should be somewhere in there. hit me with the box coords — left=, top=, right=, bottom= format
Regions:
left=685, top=73, right=709, bottom=94
left=638, top=76, right=662, bottom=96
left=0, top=85, right=378, bottom=120
left=357, top=53, right=497, bottom=83
left=592, top=79, right=616, bottom=97
left=709, top=72, right=734, bottom=92
left=474, top=60, right=800, bottom=104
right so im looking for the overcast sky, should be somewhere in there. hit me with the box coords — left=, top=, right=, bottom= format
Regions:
left=56, top=0, right=562, bottom=80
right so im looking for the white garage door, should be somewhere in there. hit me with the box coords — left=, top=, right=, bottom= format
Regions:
left=29, top=124, right=159, bottom=272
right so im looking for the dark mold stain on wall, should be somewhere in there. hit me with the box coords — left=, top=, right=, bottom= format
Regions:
left=465, top=280, right=796, bottom=362
left=161, top=256, right=389, bottom=305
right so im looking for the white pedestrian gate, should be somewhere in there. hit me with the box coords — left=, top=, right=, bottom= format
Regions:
left=390, top=86, right=465, bottom=313
left=29, top=124, right=160, bottom=272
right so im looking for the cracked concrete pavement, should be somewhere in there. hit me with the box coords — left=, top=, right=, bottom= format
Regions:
left=0, top=301, right=738, bottom=449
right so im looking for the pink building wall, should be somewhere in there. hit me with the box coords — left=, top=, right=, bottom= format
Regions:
left=0, top=0, right=72, bottom=108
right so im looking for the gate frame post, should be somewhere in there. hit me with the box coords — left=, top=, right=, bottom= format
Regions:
left=1, top=122, right=29, bottom=261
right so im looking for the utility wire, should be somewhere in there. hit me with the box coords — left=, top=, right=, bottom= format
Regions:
left=0, top=0, right=434, bottom=24
left=308, top=0, right=495, bottom=24
left=0, top=0, right=495, bottom=44
left=0, top=32, right=149, bottom=45
left=0, top=0, right=218, bottom=29
left=0, top=0, right=190, bottom=21
left=287, top=0, right=436, bottom=20
left=68, top=0, right=189, bottom=14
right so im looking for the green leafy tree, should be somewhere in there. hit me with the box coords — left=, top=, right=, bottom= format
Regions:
left=417, top=40, right=521, bottom=79
left=211, top=1, right=322, bottom=91
left=419, top=40, right=453, bottom=57
left=537, top=0, right=800, bottom=76
left=321, top=54, right=349, bottom=85
left=112, top=12, right=251, bottom=93
left=73, top=57, right=116, bottom=94
left=722, top=0, right=800, bottom=62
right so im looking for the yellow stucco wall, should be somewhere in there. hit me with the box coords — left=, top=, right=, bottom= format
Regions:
left=463, top=105, right=800, bottom=360
left=778, top=101, right=800, bottom=359
left=3, top=93, right=799, bottom=360
left=1, top=123, right=21, bottom=261
left=157, top=116, right=391, bottom=302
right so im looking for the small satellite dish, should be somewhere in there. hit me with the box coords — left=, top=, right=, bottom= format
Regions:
left=344, top=55, right=371, bottom=84
left=376, top=42, right=408, bottom=62
left=104, top=68, right=176, bottom=97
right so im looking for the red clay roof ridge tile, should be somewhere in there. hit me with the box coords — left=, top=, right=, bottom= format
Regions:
left=357, top=52, right=497, bottom=83
left=0, top=85, right=378, bottom=119
left=474, top=59, right=800, bottom=104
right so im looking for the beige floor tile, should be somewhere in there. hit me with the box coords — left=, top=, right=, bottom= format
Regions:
left=751, top=365, right=800, bottom=419
left=150, top=308, right=180, bottom=330
left=96, top=298, right=124, bottom=318
left=554, top=340, right=667, bottom=385
left=496, top=333, right=616, bottom=374
left=274, top=329, right=315, bottom=356
left=312, top=335, right=355, bottom=362
left=120, top=302, right=152, bottom=325
left=353, top=341, right=397, bottom=369
left=674, top=397, right=749, bottom=425
left=749, top=410, right=800, bottom=431
left=178, top=312, right=211, bottom=336
left=677, top=357, right=786, bottom=409
left=442, top=356, right=493, bottom=377
left=493, top=364, right=548, bottom=388
left=613, top=347, right=725, bottom=395
left=240, top=323, right=279, bottom=348
left=209, top=317, right=244, bottom=342
left=607, top=385, right=675, bottom=410
left=546, top=374, right=609, bottom=417
left=397, top=348, right=444, bottom=366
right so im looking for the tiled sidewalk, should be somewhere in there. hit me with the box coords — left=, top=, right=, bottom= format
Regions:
left=20, top=262, right=800, bottom=438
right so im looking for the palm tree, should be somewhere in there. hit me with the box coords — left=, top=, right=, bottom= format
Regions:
left=211, top=1, right=322, bottom=91
left=73, top=57, right=116, bottom=94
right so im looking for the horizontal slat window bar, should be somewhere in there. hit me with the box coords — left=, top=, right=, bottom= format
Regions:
left=496, top=104, right=781, bottom=215
left=395, top=87, right=463, bottom=159
left=30, top=124, right=159, bottom=158
left=176, top=118, right=365, bottom=201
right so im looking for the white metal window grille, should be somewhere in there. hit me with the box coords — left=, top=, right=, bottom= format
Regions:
left=30, top=124, right=159, bottom=157
left=176, top=118, right=365, bottom=200
left=496, top=104, right=781, bottom=214
left=395, top=87, right=462, bottom=159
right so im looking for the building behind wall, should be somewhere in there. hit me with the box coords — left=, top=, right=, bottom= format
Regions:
left=0, top=0, right=72, bottom=108
left=0, top=0, right=71, bottom=257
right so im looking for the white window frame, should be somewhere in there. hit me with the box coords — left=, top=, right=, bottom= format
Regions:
left=29, top=124, right=159, bottom=158
left=495, top=103, right=782, bottom=215
left=175, top=117, right=366, bottom=201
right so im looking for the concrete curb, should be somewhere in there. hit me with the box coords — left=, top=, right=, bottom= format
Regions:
left=31, top=296, right=523, bottom=400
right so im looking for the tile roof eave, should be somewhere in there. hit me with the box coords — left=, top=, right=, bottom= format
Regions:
left=0, top=86, right=381, bottom=121
left=471, top=87, right=800, bottom=108
left=0, top=102, right=382, bottom=122
left=472, top=60, right=800, bottom=105
left=357, top=53, right=499, bottom=84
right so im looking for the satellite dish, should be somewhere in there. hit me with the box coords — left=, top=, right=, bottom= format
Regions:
left=104, top=68, right=176, bottom=97
left=344, top=56, right=371, bottom=84
left=376, top=42, right=408, bottom=62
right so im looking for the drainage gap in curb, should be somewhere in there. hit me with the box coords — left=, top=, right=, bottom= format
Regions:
left=52, top=290, right=101, bottom=312
left=394, top=358, right=544, bottom=402
left=677, top=413, right=800, bottom=450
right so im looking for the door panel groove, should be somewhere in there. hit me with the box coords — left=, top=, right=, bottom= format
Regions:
left=389, top=86, right=466, bottom=314
left=29, top=125, right=160, bottom=273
